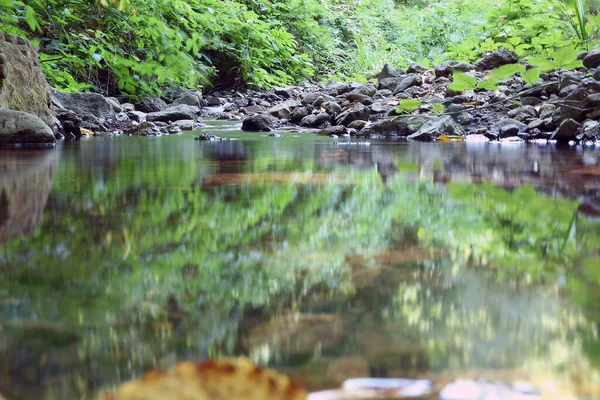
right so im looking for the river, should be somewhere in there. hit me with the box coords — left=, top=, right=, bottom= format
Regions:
left=0, top=121, right=599, bottom=399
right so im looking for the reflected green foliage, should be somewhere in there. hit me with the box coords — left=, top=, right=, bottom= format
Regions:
left=0, top=134, right=600, bottom=398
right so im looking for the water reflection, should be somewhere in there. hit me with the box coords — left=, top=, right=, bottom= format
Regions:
left=0, top=128, right=599, bottom=399
left=0, top=149, right=56, bottom=245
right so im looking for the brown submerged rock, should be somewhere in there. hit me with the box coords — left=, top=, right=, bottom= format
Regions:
left=243, top=313, right=344, bottom=355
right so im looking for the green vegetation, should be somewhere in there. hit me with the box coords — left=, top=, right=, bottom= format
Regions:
left=1, top=0, right=600, bottom=97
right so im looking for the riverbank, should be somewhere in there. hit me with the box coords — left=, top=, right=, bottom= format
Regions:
left=47, top=49, right=600, bottom=146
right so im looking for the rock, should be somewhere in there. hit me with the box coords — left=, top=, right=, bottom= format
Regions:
left=0, top=110, right=55, bottom=145
left=242, top=113, right=280, bottom=131
left=52, top=90, right=115, bottom=122
left=242, top=314, right=344, bottom=355
left=290, top=106, right=311, bottom=123
left=173, top=119, right=200, bottom=130
left=172, top=92, right=202, bottom=108
left=167, top=123, right=182, bottom=134
left=407, top=63, right=426, bottom=73
left=335, top=103, right=370, bottom=126
left=55, top=109, right=82, bottom=139
left=378, top=77, right=407, bottom=92
left=392, top=74, right=422, bottom=95
left=579, top=120, right=600, bottom=140
left=539, top=103, right=557, bottom=119
left=269, top=100, right=302, bottom=119
left=204, top=95, right=222, bottom=106
left=325, top=102, right=343, bottom=115
left=324, top=82, right=352, bottom=96
left=126, top=110, right=146, bottom=122
left=583, top=93, right=600, bottom=111
left=435, top=60, right=474, bottom=78
left=499, top=124, right=520, bottom=137
left=488, top=118, right=528, bottom=138
left=593, top=67, right=600, bottom=81
left=121, top=103, right=135, bottom=112
left=507, top=105, right=537, bottom=119
left=318, top=125, right=347, bottom=136
left=347, top=120, right=368, bottom=130
left=300, top=112, right=331, bottom=128
left=465, top=134, right=489, bottom=142
left=146, top=104, right=200, bottom=123
left=476, top=49, right=519, bottom=70
left=134, top=96, right=168, bottom=113
left=408, top=115, right=465, bottom=141
left=273, top=87, right=292, bottom=98
left=0, top=33, right=54, bottom=128
left=164, top=87, right=202, bottom=103
left=349, top=84, right=377, bottom=97
left=360, top=116, right=430, bottom=137
left=105, top=97, right=123, bottom=112
left=370, top=102, right=390, bottom=114
left=195, top=133, right=223, bottom=141
left=559, top=83, right=579, bottom=97
left=583, top=50, right=600, bottom=69
left=326, top=357, right=370, bottom=387
left=240, top=105, right=266, bottom=114
left=552, top=118, right=581, bottom=142
left=346, top=93, right=373, bottom=104
left=302, top=92, right=336, bottom=106
left=377, top=63, right=402, bottom=80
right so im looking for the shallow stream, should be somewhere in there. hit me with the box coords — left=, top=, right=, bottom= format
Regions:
left=0, top=121, right=599, bottom=399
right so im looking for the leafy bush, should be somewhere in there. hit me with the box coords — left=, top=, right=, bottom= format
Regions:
left=1, top=0, right=599, bottom=97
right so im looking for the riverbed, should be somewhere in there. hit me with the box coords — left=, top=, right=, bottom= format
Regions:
left=0, top=122, right=599, bottom=399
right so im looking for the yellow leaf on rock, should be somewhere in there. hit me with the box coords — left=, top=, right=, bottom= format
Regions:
left=437, top=135, right=464, bottom=142
left=80, top=128, right=94, bottom=136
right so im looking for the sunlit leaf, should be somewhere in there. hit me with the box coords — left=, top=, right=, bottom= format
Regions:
left=477, top=78, right=501, bottom=90
left=521, top=68, right=541, bottom=85
left=395, top=99, right=422, bottom=113
left=448, top=71, right=477, bottom=92
left=488, top=64, right=525, bottom=80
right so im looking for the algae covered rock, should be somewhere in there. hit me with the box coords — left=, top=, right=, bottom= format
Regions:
left=0, top=32, right=54, bottom=128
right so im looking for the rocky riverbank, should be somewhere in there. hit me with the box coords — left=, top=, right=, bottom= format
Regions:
left=2, top=31, right=600, bottom=145
left=54, top=48, right=600, bottom=145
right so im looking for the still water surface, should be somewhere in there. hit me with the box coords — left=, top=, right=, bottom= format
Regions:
left=0, top=121, right=599, bottom=399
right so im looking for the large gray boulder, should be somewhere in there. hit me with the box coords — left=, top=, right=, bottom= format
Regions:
left=335, top=103, right=370, bottom=126
left=242, top=113, right=280, bottom=131
left=52, top=90, right=115, bottom=122
left=134, top=96, right=168, bottom=113
left=360, top=116, right=430, bottom=137
left=299, top=112, right=330, bottom=128
left=392, top=74, right=422, bottom=95
left=146, top=104, right=200, bottom=122
left=269, top=100, right=302, bottom=119
left=0, top=110, right=55, bottom=145
left=0, top=32, right=54, bottom=128
left=408, top=115, right=465, bottom=141
left=172, top=92, right=202, bottom=108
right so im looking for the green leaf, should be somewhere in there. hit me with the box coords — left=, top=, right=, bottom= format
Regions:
left=0, top=0, right=16, bottom=7
left=395, top=99, right=422, bottom=113
left=448, top=71, right=477, bottom=92
left=24, top=6, right=40, bottom=32
left=520, top=68, right=541, bottom=85
left=477, top=78, right=501, bottom=91
left=553, top=47, right=580, bottom=68
left=488, top=64, right=525, bottom=80
left=430, top=103, right=445, bottom=114
left=528, top=56, right=557, bottom=72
